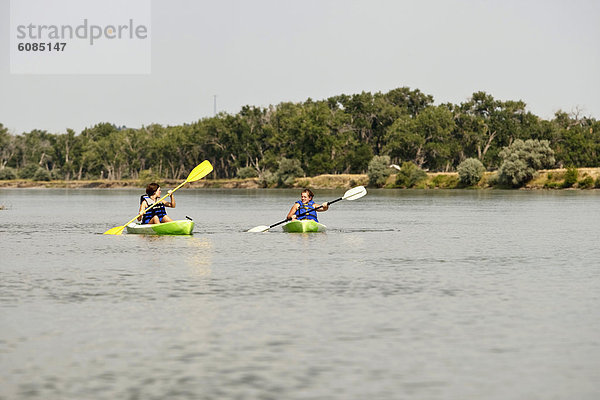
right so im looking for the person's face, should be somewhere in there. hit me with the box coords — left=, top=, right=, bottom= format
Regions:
left=300, top=192, right=311, bottom=204
left=155, top=187, right=161, bottom=197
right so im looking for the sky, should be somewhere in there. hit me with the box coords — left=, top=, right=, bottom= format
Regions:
left=1, top=0, right=599, bottom=134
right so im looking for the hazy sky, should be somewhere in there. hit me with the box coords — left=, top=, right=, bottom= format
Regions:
left=1, top=0, right=599, bottom=134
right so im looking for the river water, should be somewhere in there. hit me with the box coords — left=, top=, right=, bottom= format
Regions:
left=0, top=188, right=598, bottom=400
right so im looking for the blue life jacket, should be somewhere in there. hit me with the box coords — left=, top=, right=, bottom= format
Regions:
left=140, top=194, right=167, bottom=224
left=295, top=200, right=318, bottom=222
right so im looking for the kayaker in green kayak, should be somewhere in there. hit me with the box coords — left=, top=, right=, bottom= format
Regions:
left=138, top=183, right=175, bottom=224
left=286, top=188, right=329, bottom=222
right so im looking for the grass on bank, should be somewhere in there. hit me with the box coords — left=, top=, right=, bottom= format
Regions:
left=374, top=167, right=600, bottom=189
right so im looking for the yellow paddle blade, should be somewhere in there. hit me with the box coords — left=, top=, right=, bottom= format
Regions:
left=103, top=225, right=126, bottom=235
left=186, top=160, right=213, bottom=182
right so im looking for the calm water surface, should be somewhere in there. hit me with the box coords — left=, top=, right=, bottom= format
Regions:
left=1, top=188, right=599, bottom=400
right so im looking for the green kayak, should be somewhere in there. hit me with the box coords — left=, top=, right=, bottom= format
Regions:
left=282, top=220, right=327, bottom=233
left=126, top=220, right=194, bottom=235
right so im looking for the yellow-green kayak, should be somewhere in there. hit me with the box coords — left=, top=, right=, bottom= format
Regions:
left=282, top=220, right=327, bottom=233
left=126, top=220, right=194, bottom=235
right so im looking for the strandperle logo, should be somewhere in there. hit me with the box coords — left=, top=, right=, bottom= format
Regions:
left=10, top=0, right=151, bottom=74
left=15, top=19, right=149, bottom=45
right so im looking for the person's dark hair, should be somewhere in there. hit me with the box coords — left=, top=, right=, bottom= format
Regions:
left=301, top=188, right=314, bottom=199
left=146, top=183, right=159, bottom=196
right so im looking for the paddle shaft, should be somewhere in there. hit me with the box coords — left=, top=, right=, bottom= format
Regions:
left=269, top=197, right=342, bottom=229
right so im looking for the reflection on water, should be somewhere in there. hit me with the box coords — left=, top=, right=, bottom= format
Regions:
left=1, top=188, right=599, bottom=400
left=185, top=237, right=213, bottom=275
left=128, top=234, right=214, bottom=274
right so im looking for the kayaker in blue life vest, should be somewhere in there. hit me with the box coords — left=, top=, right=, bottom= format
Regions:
left=137, top=182, right=175, bottom=224
left=286, top=188, right=329, bottom=222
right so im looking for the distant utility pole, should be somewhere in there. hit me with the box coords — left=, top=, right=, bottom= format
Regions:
left=213, top=95, right=217, bottom=116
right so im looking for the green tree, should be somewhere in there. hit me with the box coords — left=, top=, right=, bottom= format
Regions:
left=383, top=87, right=433, bottom=117
left=79, top=123, right=121, bottom=179
left=333, top=87, right=432, bottom=157
left=18, top=164, right=41, bottom=179
left=562, top=166, right=578, bottom=188
left=384, top=105, right=456, bottom=170
left=33, top=167, right=52, bottom=181
left=457, top=158, right=485, bottom=186
left=455, top=92, right=539, bottom=168
left=0, top=167, right=17, bottom=180
left=237, top=166, right=258, bottom=178
left=238, top=106, right=276, bottom=175
left=14, top=130, right=54, bottom=171
left=497, top=139, right=555, bottom=187
left=367, top=155, right=391, bottom=187
left=0, top=124, right=17, bottom=169
left=394, top=161, right=427, bottom=188
left=550, top=111, right=600, bottom=167
left=276, top=157, right=304, bottom=187
left=51, top=129, right=76, bottom=180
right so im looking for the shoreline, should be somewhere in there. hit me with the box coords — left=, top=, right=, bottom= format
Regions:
left=0, top=173, right=369, bottom=190
left=1, top=168, right=599, bottom=190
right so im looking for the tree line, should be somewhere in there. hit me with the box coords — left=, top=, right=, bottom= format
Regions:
left=1, top=87, right=599, bottom=181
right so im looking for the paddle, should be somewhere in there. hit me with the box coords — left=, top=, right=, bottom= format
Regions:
left=103, top=160, right=213, bottom=235
left=247, top=185, right=367, bottom=232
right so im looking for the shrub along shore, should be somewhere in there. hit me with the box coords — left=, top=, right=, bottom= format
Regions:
left=2, top=167, right=600, bottom=190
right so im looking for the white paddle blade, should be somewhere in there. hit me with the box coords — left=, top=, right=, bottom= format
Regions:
left=342, top=185, right=367, bottom=201
left=247, top=225, right=270, bottom=233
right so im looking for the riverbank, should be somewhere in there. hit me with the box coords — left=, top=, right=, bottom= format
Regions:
left=0, top=174, right=369, bottom=190
left=1, top=168, right=599, bottom=190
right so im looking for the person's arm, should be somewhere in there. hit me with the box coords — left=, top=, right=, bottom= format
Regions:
left=286, top=203, right=299, bottom=220
left=163, top=190, right=176, bottom=208
left=315, top=202, right=328, bottom=212
left=137, top=200, right=147, bottom=221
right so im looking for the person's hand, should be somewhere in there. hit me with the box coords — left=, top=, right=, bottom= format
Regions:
left=167, top=190, right=173, bottom=195
left=322, top=202, right=328, bottom=208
